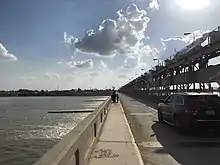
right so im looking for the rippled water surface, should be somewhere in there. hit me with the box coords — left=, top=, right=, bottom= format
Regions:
left=0, top=96, right=108, bottom=165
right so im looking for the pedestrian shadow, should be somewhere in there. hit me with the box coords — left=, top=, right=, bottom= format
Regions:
left=151, top=122, right=220, bottom=165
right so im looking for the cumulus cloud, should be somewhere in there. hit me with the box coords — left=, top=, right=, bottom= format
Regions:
left=183, top=30, right=210, bottom=44
left=162, top=29, right=210, bottom=45
left=64, top=61, right=74, bottom=68
left=64, top=4, right=150, bottom=57
left=123, top=55, right=140, bottom=69
left=160, top=29, right=210, bottom=59
left=89, top=71, right=99, bottom=77
left=122, top=44, right=159, bottom=69
left=0, top=43, right=17, bottom=61
left=44, top=73, right=60, bottom=80
left=160, top=38, right=187, bottom=59
left=99, top=60, right=107, bottom=68
left=64, top=59, right=93, bottom=68
left=137, top=44, right=159, bottom=62
left=148, top=0, right=159, bottom=10
left=73, top=59, right=93, bottom=68
left=63, top=4, right=160, bottom=71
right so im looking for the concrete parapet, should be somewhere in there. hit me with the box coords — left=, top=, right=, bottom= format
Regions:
left=34, top=97, right=111, bottom=165
left=122, top=90, right=166, bottom=103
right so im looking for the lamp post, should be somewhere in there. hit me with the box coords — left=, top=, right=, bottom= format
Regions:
left=184, top=32, right=196, bottom=42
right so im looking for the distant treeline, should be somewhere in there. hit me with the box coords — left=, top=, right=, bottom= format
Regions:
left=0, top=89, right=113, bottom=97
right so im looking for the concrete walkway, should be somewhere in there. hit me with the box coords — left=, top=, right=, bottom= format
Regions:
left=89, top=102, right=144, bottom=165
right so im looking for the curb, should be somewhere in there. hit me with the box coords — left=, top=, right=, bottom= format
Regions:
left=119, top=102, right=144, bottom=165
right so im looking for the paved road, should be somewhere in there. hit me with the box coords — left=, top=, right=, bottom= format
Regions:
left=120, top=94, right=220, bottom=165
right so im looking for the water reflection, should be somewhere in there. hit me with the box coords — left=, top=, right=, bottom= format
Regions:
left=0, top=96, right=107, bottom=165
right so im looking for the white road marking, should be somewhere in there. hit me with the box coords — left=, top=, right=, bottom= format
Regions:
left=138, top=141, right=163, bottom=148
left=130, top=113, right=153, bottom=116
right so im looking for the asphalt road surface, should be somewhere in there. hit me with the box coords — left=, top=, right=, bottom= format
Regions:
left=119, top=94, right=220, bottom=165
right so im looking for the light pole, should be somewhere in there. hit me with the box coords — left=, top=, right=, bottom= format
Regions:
left=184, top=32, right=196, bottom=42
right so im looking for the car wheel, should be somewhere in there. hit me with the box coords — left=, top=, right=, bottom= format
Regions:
left=158, top=109, right=163, bottom=123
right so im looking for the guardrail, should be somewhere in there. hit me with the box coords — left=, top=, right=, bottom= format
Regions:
left=34, top=97, right=111, bottom=165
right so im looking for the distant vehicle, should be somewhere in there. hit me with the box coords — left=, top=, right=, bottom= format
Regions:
left=157, top=92, right=220, bottom=133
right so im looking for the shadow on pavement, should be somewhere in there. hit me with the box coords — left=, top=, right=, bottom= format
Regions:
left=123, top=94, right=159, bottom=110
left=151, top=121, right=220, bottom=165
left=120, top=93, right=220, bottom=165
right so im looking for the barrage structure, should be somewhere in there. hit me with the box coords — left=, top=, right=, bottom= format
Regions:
left=119, top=26, right=220, bottom=97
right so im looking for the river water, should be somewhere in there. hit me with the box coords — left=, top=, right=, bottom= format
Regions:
left=0, top=96, right=108, bottom=165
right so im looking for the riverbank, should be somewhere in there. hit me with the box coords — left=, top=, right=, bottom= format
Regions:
left=0, top=89, right=112, bottom=97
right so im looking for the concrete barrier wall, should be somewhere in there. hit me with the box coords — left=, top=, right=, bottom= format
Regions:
left=122, top=90, right=166, bottom=103
left=34, top=97, right=111, bottom=165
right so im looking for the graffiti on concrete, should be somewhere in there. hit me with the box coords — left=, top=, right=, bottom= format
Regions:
left=91, top=148, right=119, bottom=159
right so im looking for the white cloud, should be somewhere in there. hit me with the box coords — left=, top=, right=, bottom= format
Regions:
left=89, top=71, right=99, bottom=77
left=57, top=61, right=63, bottom=65
left=44, top=73, right=60, bottom=80
left=64, top=61, right=74, bottom=68
left=148, top=0, right=159, bottom=10
left=123, top=55, right=140, bottom=69
left=64, top=4, right=150, bottom=57
left=73, top=59, right=93, bottom=68
left=162, top=29, right=210, bottom=44
left=183, top=30, right=210, bottom=44
left=99, top=60, right=107, bottom=68
left=121, top=44, right=159, bottom=69
left=160, top=29, right=210, bottom=59
left=63, top=4, right=160, bottom=72
left=0, top=43, right=17, bottom=61
left=138, top=44, right=160, bottom=61
left=64, top=59, right=93, bottom=68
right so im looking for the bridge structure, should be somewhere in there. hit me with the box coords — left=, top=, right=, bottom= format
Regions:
left=119, top=26, right=220, bottom=99
left=34, top=95, right=144, bottom=165
left=33, top=26, right=220, bottom=165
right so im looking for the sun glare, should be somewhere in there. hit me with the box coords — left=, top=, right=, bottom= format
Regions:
left=176, top=0, right=210, bottom=11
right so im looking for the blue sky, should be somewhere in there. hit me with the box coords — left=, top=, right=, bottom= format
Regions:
left=1, top=0, right=220, bottom=90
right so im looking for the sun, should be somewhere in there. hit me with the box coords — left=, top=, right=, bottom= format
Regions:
left=175, top=0, right=210, bottom=11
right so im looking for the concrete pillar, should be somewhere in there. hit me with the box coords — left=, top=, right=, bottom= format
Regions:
left=208, top=83, right=212, bottom=92
left=193, top=83, right=196, bottom=90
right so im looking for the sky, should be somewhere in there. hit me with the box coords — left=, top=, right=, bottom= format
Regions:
left=1, top=0, right=220, bottom=90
